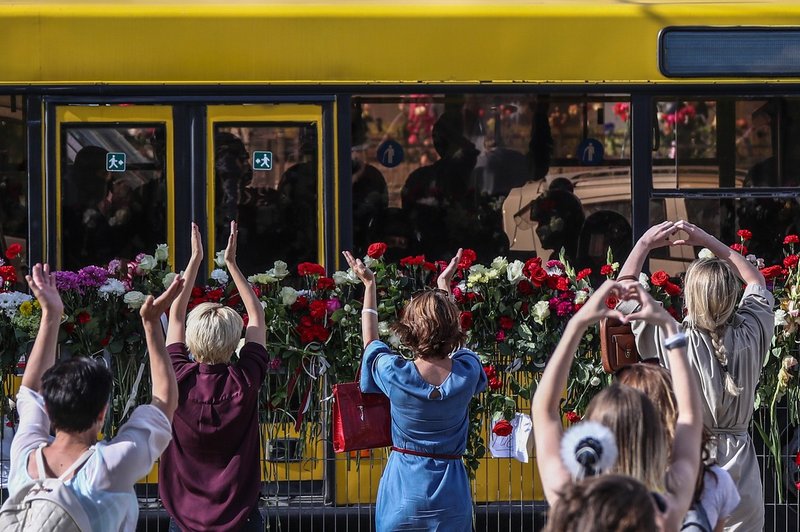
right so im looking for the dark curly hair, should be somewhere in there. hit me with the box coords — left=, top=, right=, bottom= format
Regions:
left=391, top=290, right=464, bottom=359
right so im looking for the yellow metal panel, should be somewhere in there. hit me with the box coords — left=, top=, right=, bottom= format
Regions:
left=53, top=105, right=175, bottom=268
left=205, top=104, right=327, bottom=268
left=2, top=2, right=800, bottom=84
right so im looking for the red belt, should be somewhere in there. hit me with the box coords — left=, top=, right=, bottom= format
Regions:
left=391, top=446, right=462, bottom=460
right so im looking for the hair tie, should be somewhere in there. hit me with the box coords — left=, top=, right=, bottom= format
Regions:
left=560, top=421, right=618, bottom=480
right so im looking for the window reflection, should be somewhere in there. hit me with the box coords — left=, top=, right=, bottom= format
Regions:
left=213, top=124, right=318, bottom=274
left=0, top=96, right=26, bottom=289
left=61, top=126, right=167, bottom=270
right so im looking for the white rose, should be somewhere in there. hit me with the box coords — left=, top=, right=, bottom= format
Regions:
left=215, top=250, right=226, bottom=268
left=123, top=290, right=146, bottom=310
left=272, top=260, right=289, bottom=279
left=638, top=272, right=650, bottom=291
left=138, top=254, right=157, bottom=271
left=210, top=269, right=229, bottom=284
left=491, top=256, right=508, bottom=274
left=154, top=244, right=169, bottom=262
left=485, top=268, right=500, bottom=280
left=533, top=301, right=551, bottom=325
left=574, top=290, right=589, bottom=305
left=698, top=248, right=715, bottom=259
left=507, top=260, right=524, bottom=284
left=162, top=272, right=178, bottom=290
left=775, top=309, right=788, bottom=328
left=280, top=286, right=299, bottom=306
left=333, top=270, right=358, bottom=286
left=378, top=321, right=391, bottom=337
left=590, top=376, right=601, bottom=387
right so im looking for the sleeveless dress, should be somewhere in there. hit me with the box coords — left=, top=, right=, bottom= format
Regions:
left=360, top=340, right=487, bottom=531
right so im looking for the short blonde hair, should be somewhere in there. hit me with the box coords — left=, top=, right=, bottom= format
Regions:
left=185, top=302, right=243, bottom=364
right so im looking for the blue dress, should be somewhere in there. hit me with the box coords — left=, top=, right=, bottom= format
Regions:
left=360, top=340, right=488, bottom=532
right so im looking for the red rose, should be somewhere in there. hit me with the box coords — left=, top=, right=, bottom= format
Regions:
left=205, top=288, right=223, bottom=302
left=729, top=243, right=748, bottom=255
left=499, top=316, right=514, bottom=330
left=367, top=242, right=387, bottom=259
left=0, top=265, right=17, bottom=285
left=483, top=365, right=497, bottom=379
left=556, top=277, right=570, bottom=291
left=664, top=282, right=682, bottom=297
left=529, top=267, right=548, bottom=287
left=316, top=277, right=335, bottom=291
left=4, top=243, right=22, bottom=260
left=191, top=286, right=204, bottom=298
left=297, top=262, right=325, bottom=277
left=291, top=296, right=309, bottom=312
left=488, top=376, right=503, bottom=390
left=576, top=268, right=592, bottom=281
left=517, top=280, right=534, bottom=296
left=785, top=235, right=800, bottom=245
left=495, top=330, right=506, bottom=342
left=458, top=249, right=477, bottom=270
left=309, top=300, right=328, bottom=321
left=785, top=255, right=799, bottom=269
left=460, top=311, right=473, bottom=330
left=77, top=312, right=91, bottom=325
left=600, top=264, right=614, bottom=276
left=605, top=296, right=618, bottom=309
left=565, top=411, right=581, bottom=423
left=650, top=271, right=669, bottom=287
left=761, top=265, right=784, bottom=280
left=492, top=419, right=513, bottom=437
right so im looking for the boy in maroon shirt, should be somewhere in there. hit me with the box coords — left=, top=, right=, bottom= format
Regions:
left=159, top=222, right=268, bottom=532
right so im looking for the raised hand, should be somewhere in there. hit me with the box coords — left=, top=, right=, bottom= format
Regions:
left=190, top=222, right=203, bottom=262
left=342, top=251, right=375, bottom=284
left=672, top=220, right=713, bottom=248
left=640, top=220, right=679, bottom=250
left=623, top=282, right=674, bottom=328
left=437, top=248, right=463, bottom=292
left=26, top=263, right=63, bottom=318
left=140, top=275, right=184, bottom=323
left=223, top=221, right=238, bottom=265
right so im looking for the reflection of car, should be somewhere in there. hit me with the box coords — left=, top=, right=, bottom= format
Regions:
left=502, top=166, right=747, bottom=276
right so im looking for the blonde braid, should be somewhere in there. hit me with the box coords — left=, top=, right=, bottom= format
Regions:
left=709, top=328, right=741, bottom=397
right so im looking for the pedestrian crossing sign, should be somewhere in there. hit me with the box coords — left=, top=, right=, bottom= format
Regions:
left=106, top=152, right=126, bottom=172
left=253, top=151, right=273, bottom=171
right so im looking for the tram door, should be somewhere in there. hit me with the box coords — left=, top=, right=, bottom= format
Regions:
left=53, top=105, right=174, bottom=271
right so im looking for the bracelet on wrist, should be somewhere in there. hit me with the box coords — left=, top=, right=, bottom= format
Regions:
left=616, top=274, right=638, bottom=282
left=361, top=308, right=378, bottom=316
left=663, top=331, right=687, bottom=350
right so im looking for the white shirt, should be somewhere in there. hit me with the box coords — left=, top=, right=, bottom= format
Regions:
left=9, top=386, right=172, bottom=532
left=700, top=464, right=741, bottom=529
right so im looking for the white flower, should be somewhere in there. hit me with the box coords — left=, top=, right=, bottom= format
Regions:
left=363, top=256, right=376, bottom=268
left=590, top=376, right=601, bottom=387
left=775, top=309, right=788, bottom=328
left=271, top=260, right=289, bottom=279
left=507, top=260, right=524, bottom=284
left=210, top=269, right=229, bottom=284
left=484, top=268, right=500, bottom=280
left=545, top=264, right=564, bottom=276
left=490, top=256, right=508, bottom=274
left=467, top=264, right=487, bottom=285
left=0, top=291, right=33, bottom=318
left=248, top=272, right=278, bottom=284
left=162, top=272, right=178, bottom=290
left=138, top=254, right=157, bottom=271
left=98, top=279, right=126, bottom=300
left=378, top=321, right=391, bottom=337
left=123, top=291, right=146, bottom=310
left=698, top=248, right=715, bottom=259
left=533, top=301, right=551, bottom=325
left=574, top=290, right=589, bottom=305
left=215, top=250, right=226, bottom=268
left=154, top=244, right=169, bottom=262
left=333, top=270, right=359, bottom=285
left=280, top=286, right=298, bottom=306
left=638, top=272, right=650, bottom=291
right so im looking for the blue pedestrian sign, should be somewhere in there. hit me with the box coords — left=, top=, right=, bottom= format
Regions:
left=106, top=152, right=126, bottom=172
left=577, top=138, right=604, bottom=165
left=253, top=151, right=273, bottom=171
left=377, top=140, right=404, bottom=168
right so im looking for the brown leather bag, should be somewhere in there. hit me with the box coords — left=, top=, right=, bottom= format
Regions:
left=600, top=317, right=640, bottom=373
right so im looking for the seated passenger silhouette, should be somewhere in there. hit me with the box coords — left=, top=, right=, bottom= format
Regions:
left=576, top=210, right=632, bottom=286
left=529, top=189, right=585, bottom=264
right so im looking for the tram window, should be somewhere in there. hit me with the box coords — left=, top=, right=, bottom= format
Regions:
left=213, top=124, right=318, bottom=275
left=0, top=96, right=26, bottom=289
left=61, top=126, right=167, bottom=271
left=350, top=95, right=631, bottom=272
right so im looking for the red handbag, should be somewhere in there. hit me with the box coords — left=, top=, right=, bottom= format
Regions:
left=331, top=372, right=392, bottom=453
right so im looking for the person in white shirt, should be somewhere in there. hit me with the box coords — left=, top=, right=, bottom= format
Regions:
left=8, top=263, right=182, bottom=531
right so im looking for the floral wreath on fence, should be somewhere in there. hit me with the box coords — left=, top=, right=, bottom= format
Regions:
left=0, top=233, right=798, bottom=491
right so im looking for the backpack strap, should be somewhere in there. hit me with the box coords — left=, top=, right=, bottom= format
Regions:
left=33, top=443, right=95, bottom=482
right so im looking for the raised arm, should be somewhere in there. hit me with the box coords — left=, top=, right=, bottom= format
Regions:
left=531, top=280, right=626, bottom=504
left=674, top=220, right=764, bottom=286
left=223, top=221, right=266, bottom=346
left=343, top=251, right=377, bottom=347
left=21, top=264, right=64, bottom=392
left=437, top=248, right=463, bottom=295
left=617, top=221, right=678, bottom=280
left=625, top=283, right=702, bottom=528
left=140, top=275, right=185, bottom=421
left=166, top=222, right=203, bottom=345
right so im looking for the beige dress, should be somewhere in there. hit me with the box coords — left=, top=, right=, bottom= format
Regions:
left=627, top=284, right=774, bottom=532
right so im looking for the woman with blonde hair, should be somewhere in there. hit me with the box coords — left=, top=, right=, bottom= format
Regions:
left=617, top=219, right=774, bottom=531
left=532, top=281, right=702, bottom=531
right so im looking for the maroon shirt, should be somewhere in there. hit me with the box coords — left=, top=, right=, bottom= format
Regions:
left=159, top=342, right=268, bottom=532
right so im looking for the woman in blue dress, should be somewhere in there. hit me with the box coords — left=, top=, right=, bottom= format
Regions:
left=343, top=249, right=487, bottom=532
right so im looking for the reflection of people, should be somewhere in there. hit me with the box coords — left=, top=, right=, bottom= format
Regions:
left=214, top=132, right=251, bottom=255
left=618, top=220, right=774, bottom=532
left=8, top=264, right=180, bottom=530
left=277, top=127, right=318, bottom=265
left=160, top=224, right=268, bottom=532
left=532, top=280, right=702, bottom=531
left=351, top=107, right=389, bottom=254
left=576, top=211, right=632, bottom=285
left=401, top=111, right=479, bottom=259
left=529, top=189, right=585, bottom=263
left=343, top=249, right=487, bottom=532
